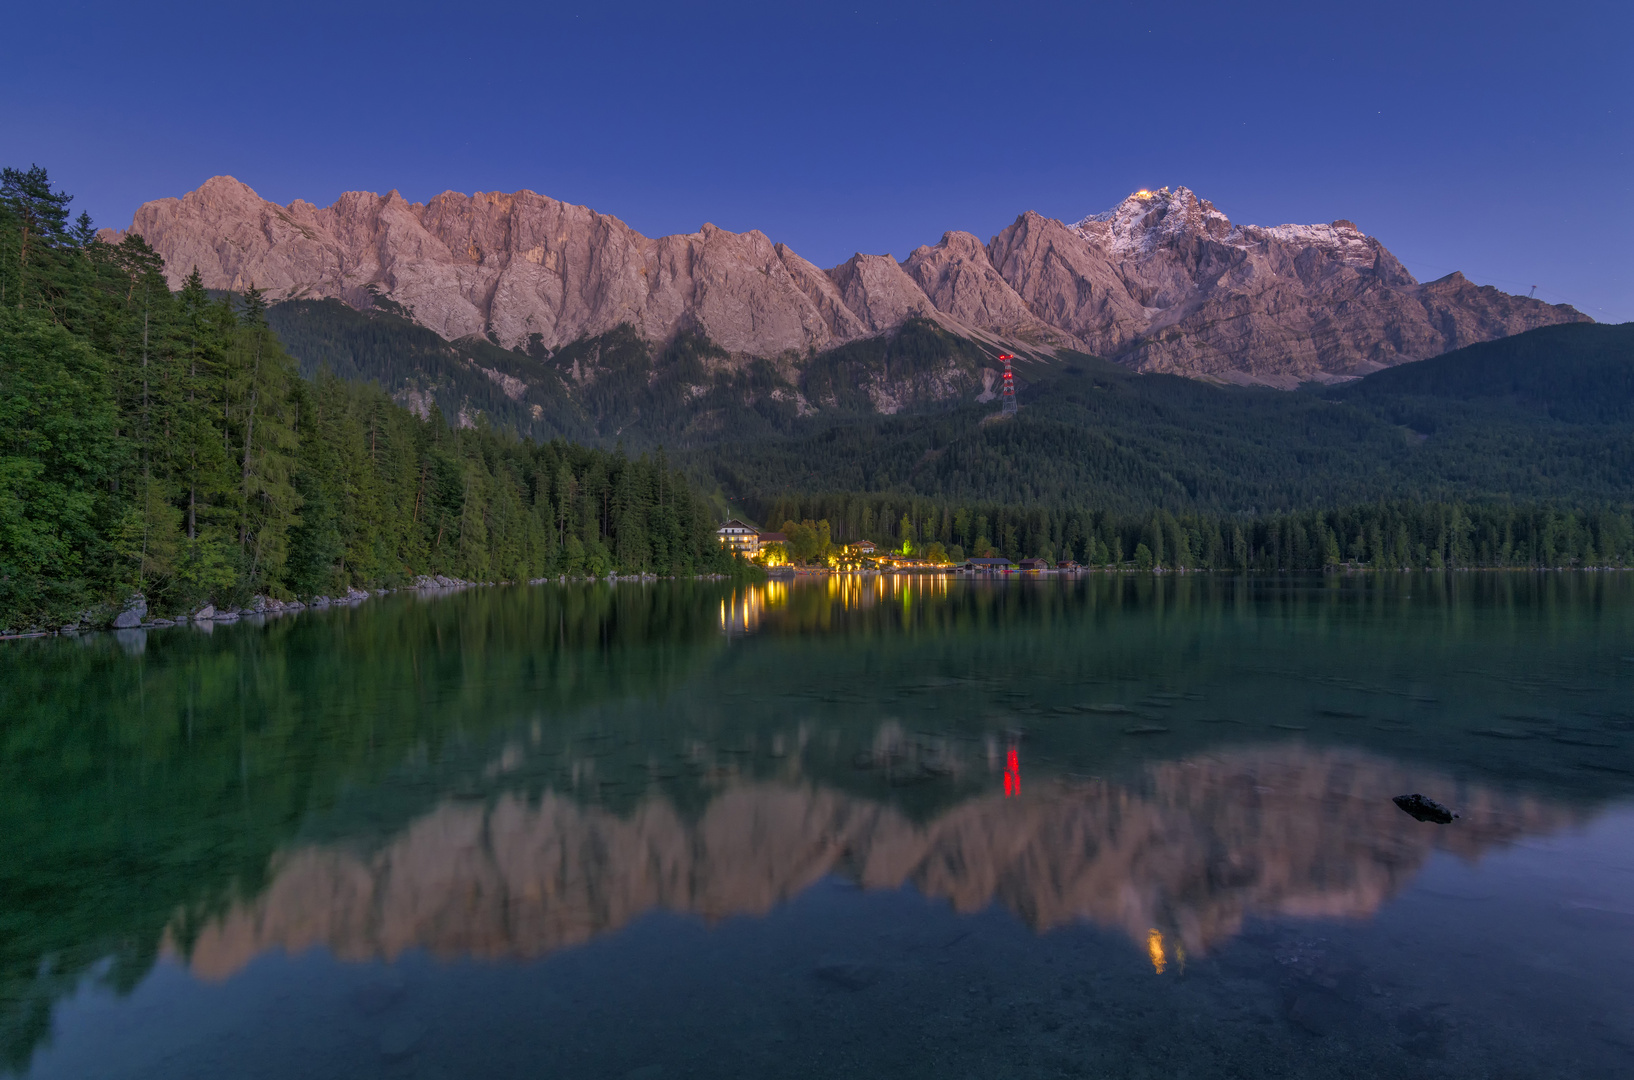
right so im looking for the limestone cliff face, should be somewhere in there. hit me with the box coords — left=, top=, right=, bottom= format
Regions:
left=116, top=178, right=1588, bottom=384
left=172, top=747, right=1573, bottom=980
left=118, top=178, right=857, bottom=357
left=902, top=231, right=1069, bottom=347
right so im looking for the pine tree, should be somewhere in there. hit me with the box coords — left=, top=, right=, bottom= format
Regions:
left=0, top=165, right=73, bottom=311
left=226, top=286, right=300, bottom=591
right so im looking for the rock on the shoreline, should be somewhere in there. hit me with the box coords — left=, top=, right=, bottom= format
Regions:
left=112, top=593, right=147, bottom=629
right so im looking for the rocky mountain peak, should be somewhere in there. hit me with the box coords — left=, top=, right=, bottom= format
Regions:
left=116, top=176, right=1590, bottom=388
left=1073, top=186, right=1235, bottom=255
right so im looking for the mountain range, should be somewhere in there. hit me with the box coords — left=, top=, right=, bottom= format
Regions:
left=104, top=176, right=1631, bottom=517
left=111, top=177, right=1587, bottom=388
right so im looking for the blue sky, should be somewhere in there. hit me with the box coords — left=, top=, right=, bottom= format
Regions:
left=5, top=0, right=1630, bottom=320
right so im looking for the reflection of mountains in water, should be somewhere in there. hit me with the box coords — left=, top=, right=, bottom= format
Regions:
left=174, top=747, right=1575, bottom=980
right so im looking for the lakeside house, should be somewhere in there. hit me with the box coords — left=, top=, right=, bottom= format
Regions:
left=963, top=557, right=1014, bottom=573
left=716, top=519, right=760, bottom=556
left=756, top=531, right=789, bottom=565
left=848, top=539, right=878, bottom=555
left=1017, top=558, right=1049, bottom=572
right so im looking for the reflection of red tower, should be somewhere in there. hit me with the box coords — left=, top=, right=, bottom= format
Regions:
left=999, top=354, right=1017, bottom=415
left=1003, top=745, right=1020, bottom=797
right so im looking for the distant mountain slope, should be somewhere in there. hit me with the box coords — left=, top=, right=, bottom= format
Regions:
left=267, top=299, right=996, bottom=444
left=1331, top=322, right=1634, bottom=424
left=683, top=323, right=1634, bottom=513
left=113, top=177, right=1586, bottom=384
left=265, top=298, right=588, bottom=440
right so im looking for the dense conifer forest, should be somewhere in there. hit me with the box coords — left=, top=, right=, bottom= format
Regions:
left=0, top=167, right=737, bottom=633
left=757, top=494, right=1634, bottom=571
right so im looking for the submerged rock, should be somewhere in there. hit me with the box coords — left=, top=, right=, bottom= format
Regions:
left=1393, top=793, right=1458, bottom=824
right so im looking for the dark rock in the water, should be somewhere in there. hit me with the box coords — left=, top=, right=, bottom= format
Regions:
left=1394, top=793, right=1458, bottom=824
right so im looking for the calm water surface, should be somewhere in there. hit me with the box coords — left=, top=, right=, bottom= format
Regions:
left=4, top=574, right=1633, bottom=1079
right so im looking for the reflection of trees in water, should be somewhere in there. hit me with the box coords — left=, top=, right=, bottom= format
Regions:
left=2, top=572, right=1627, bottom=1071
left=175, top=746, right=1577, bottom=980
left=0, top=582, right=734, bottom=1074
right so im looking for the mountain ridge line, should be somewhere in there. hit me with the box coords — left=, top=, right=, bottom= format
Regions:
left=106, top=177, right=1589, bottom=387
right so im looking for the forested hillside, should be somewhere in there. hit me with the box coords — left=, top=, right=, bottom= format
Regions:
left=0, top=167, right=737, bottom=633
left=265, top=297, right=996, bottom=446
left=1330, top=322, right=1634, bottom=425
left=264, top=291, right=1634, bottom=517
left=733, top=329, right=1634, bottom=568
left=690, top=326, right=1634, bottom=513
left=265, top=297, right=589, bottom=441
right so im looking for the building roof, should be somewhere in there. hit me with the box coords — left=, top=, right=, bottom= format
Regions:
left=850, top=539, right=877, bottom=549
left=716, top=519, right=755, bottom=532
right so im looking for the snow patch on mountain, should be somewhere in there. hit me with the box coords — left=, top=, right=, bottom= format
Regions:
left=1071, top=186, right=1234, bottom=256
left=1072, top=187, right=1382, bottom=268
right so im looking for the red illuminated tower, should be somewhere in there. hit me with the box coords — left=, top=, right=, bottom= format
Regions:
left=999, top=353, right=1018, bottom=415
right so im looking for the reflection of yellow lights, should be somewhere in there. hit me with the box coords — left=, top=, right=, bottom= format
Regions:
left=1147, top=929, right=1166, bottom=974
left=718, top=581, right=789, bottom=635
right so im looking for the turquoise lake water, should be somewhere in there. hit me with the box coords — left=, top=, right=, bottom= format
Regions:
left=3, top=573, right=1632, bottom=1079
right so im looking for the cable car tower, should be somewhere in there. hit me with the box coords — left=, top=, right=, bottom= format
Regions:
left=998, top=353, right=1018, bottom=415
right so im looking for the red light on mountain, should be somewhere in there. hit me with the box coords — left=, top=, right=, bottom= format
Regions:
left=998, top=354, right=1018, bottom=415
left=1003, top=745, right=1020, bottom=797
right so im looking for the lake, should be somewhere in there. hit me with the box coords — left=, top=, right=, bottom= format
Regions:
left=3, top=573, right=1632, bottom=1079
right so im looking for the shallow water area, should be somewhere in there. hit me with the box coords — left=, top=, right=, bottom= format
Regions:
left=4, top=573, right=1633, bottom=1079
